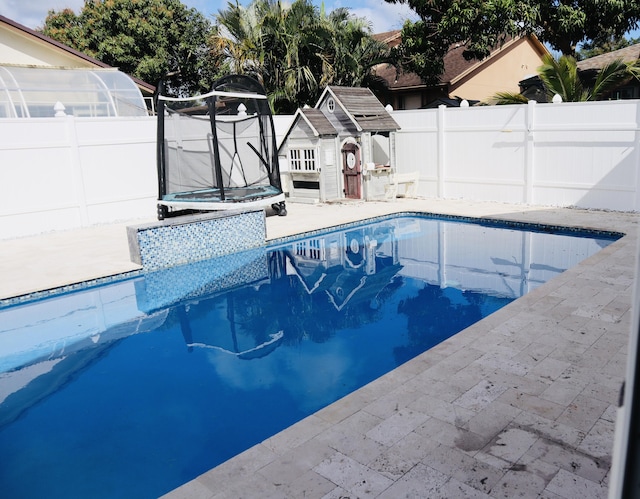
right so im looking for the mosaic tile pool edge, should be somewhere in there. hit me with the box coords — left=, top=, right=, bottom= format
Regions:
left=127, top=209, right=267, bottom=272
left=266, top=210, right=625, bottom=249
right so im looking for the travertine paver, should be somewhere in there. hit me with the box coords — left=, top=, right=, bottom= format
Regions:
left=2, top=198, right=636, bottom=498
left=421, top=443, right=504, bottom=493
left=314, top=451, right=395, bottom=496
left=486, top=427, right=539, bottom=462
left=546, top=469, right=608, bottom=499
left=455, top=379, right=510, bottom=411
left=526, top=438, right=608, bottom=483
left=376, top=462, right=449, bottom=498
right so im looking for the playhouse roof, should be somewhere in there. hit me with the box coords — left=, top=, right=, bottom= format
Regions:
left=278, top=85, right=400, bottom=151
left=319, top=86, right=400, bottom=132
left=299, top=108, right=337, bottom=136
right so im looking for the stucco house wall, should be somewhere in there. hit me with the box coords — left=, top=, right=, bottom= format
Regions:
left=373, top=32, right=550, bottom=109
left=1, top=21, right=93, bottom=67
left=451, top=37, right=549, bottom=102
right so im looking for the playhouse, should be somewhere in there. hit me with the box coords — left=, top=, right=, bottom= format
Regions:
left=278, top=86, right=401, bottom=203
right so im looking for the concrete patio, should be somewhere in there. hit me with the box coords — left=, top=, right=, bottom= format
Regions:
left=1, top=198, right=637, bottom=498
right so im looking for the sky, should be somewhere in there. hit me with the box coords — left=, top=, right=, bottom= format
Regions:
left=1, top=0, right=418, bottom=33
left=3, top=0, right=637, bottom=44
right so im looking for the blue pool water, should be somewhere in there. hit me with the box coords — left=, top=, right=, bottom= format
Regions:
left=0, top=214, right=618, bottom=498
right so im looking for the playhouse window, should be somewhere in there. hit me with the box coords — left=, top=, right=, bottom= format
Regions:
left=290, top=148, right=317, bottom=171
left=327, top=97, right=335, bottom=113
left=295, top=238, right=325, bottom=260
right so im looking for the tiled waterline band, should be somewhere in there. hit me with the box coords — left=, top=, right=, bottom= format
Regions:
left=127, top=209, right=267, bottom=271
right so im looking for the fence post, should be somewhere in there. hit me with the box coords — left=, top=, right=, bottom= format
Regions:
left=636, top=107, right=640, bottom=212
left=67, top=115, right=89, bottom=226
left=524, top=100, right=536, bottom=204
left=437, top=105, right=446, bottom=198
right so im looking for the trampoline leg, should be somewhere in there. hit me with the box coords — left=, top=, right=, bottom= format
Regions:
left=277, top=201, right=287, bottom=216
left=157, top=204, right=168, bottom=220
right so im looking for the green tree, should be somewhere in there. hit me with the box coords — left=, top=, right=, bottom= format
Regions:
left=40, top=8, right=89, bottom=53
left=385, top=0, right=640, bottom=85
left=535, top=1, right=640, bottom=55
left=42, top=0, right=217, bottom=96
left=492, top=54, right=640, bottom=103
left=318, top=7, right=390, bottom=90
left=211, top=0, right=391, bottom=113
left=578, top=35, right=640, bottom=60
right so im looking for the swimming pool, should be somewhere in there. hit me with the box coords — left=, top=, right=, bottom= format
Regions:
left=0, top=214, right=619, bottom=498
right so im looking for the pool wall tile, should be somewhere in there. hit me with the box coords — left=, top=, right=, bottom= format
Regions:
left=127, top=209, right=266, bottom=271
left=135, top=247, right=270, bottom=313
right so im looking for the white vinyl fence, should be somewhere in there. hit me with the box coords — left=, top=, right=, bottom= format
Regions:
left=0, top=100, right=639, bottom=239
left=392, top=99, right=640, bottom=211
left=0, top=116, right=157, bottom=239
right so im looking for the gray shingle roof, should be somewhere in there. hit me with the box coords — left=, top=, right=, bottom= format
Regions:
left=300, top=108, right=337, bottom=136
left=326, top=86, right=400, bottom=131
left=577, top=43, right=640, bottom=71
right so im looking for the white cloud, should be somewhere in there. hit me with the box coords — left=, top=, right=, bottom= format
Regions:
left=350, top=0, right=417, bottom=33
left=324, top=0, right=416, bottom=33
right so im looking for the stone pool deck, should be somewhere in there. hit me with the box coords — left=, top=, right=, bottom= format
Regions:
left=1, top=198, right=638, bottom=498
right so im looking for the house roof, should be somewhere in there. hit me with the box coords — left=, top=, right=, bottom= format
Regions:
left=577, top=43, right=640, bottom=71
left=320, top=86, right=400, bottom=131
left=0, top=15, right=155, bottom=95
left=372, top=30, right=402, bottom=49
left=372, top=30, right=481, bottom=90
left=372, top=30, right=548, bottom=91
left=423, top=97, right=480, bottom=108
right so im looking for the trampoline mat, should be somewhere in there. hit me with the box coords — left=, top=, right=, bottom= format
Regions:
left=163, top=185, right=282, bottom=203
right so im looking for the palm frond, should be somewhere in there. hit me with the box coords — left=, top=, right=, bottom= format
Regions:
left=491, top=91, right=530, bottom=105
left=537, top=54, right=587, bottom=102
left=590, top=57, right=635, bottom=100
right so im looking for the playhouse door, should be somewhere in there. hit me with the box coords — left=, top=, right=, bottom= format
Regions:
left=342, top=143, right=361, bottom=199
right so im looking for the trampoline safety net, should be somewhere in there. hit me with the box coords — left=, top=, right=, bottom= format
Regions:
left=156, top=75, right=285, bottom=218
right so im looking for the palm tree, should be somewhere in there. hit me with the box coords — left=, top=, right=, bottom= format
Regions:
left=266, top=0, right=326, bottom=112
left=319, top=7, right=390, bottom=90
left=492, top=53, right=640, bottom=104
left=210, top=0, right=269, bottom=78
left=492, top=91, right=530, bottom=105
left=580, top=56, right=640, bottom=101
left=211, top=0, right=391, bottom=113
left=537, top=54, right=589, bottom=102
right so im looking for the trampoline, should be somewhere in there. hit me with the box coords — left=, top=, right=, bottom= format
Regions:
left=156, top=75, right=286, bottom=218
